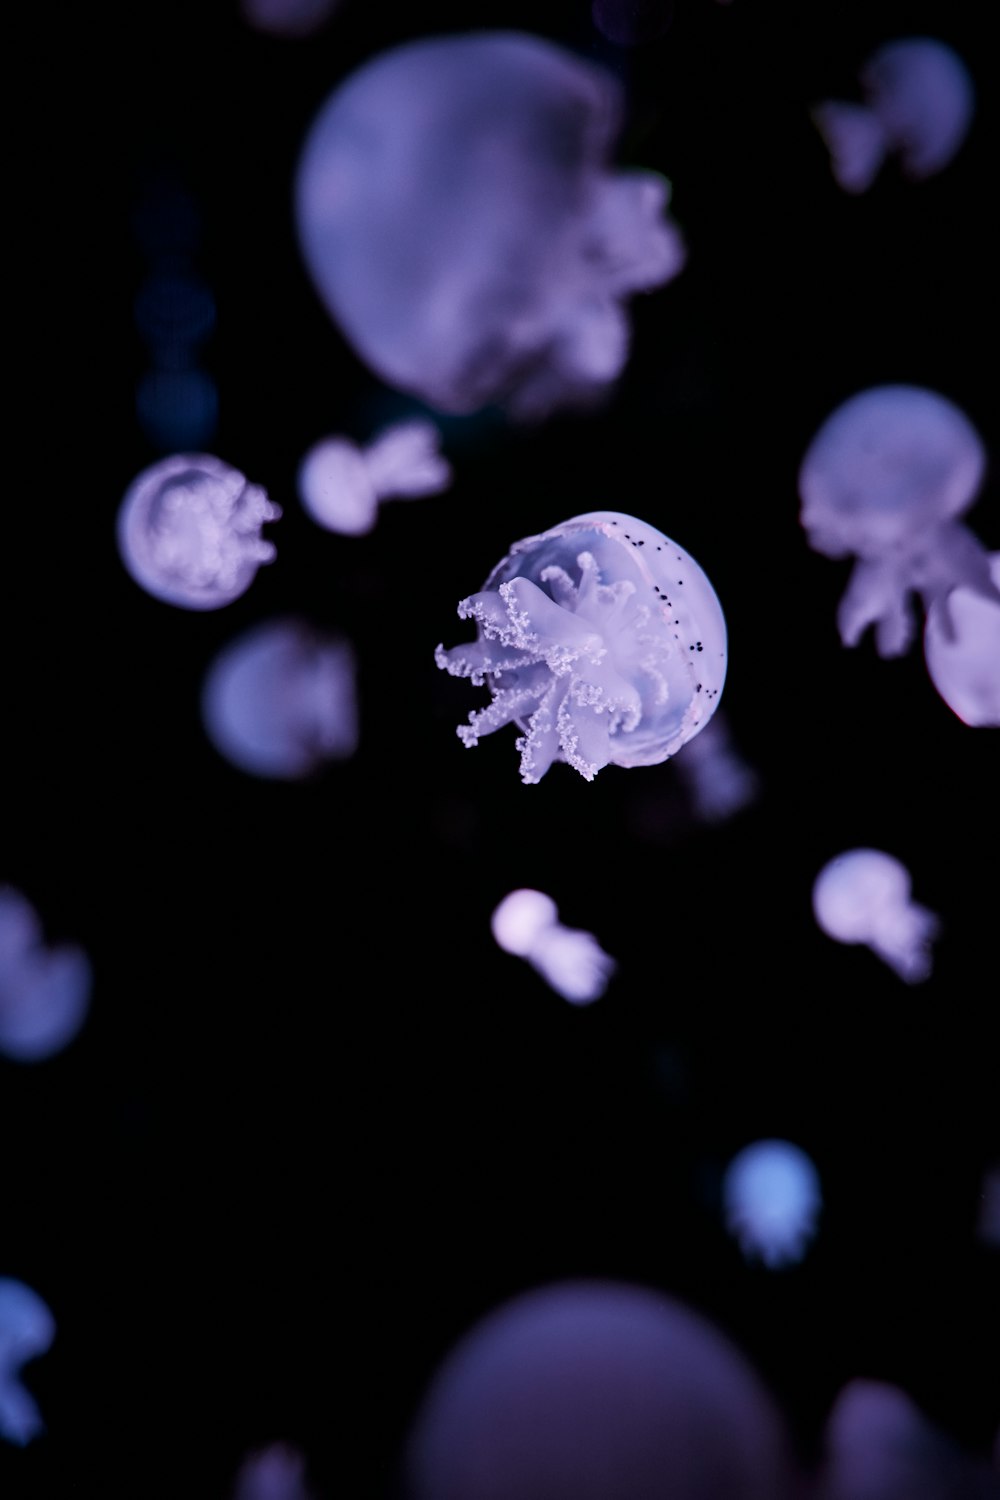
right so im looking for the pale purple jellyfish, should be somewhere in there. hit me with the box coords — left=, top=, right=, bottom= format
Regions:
left=812, top=849, right=940, bottom=984
left=435, top=512, right=726, bottom=783
left=297, top=419, right=451, bottom=536
left=491, top=888, right=616, bottom=1005
left=0, top=887, right=91, bottom=1063
left=201, top=617, right=358, bottom=780
left=295, top=32, right=685, bottom=420
left=232, top=1443, right=316, bottom=1500
left=0, top=1278, right=55, bottom=1446
left=403, top=1280, right=799, bottom=1500
left=798, top=386, right=998, bottom=658
left=923, top=552, right=1000, bottom=727
left=722, top=1139, right=822, bottom=1270
left=813, top=38, right=975, bottom=194
left=673, top=710, right=759, bottom=824
left=117, top=453, right=281, bottom=610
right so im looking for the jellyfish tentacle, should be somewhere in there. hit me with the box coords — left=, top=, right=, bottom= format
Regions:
left=811, top=101, right=887, bottom=193
left=364, top=420, right=452, bottom=499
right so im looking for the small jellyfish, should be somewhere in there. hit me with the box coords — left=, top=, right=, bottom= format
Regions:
left=435, top=511, right=726, bottom=783
left=233, top=1442, right=316, bottom=1500
left=0, top=887, right=91, bottom=1063
left=798, top=386, right=998, bottom=658
left=722, top=1139, right=822, bottom=1270
left=812, top=848, right=940, bottom=984
left=977, top=1165, right=1000, bottom=1249
left=491, top=888, right=616, bottom=1005
left=812, top=38, right=975, bottom=194
left=923, top=552, right=1000, bottom=727
left=295, top=32, right=685, bottom=419
left=673, top=710, right=759, bottom=824
left=201, top=617, right=358, bottom=780
left=298, top=419, right=451, bottom=536
left=117, top=453, right=281, bottom=610
left=0, top=1278, right=55, bottom=1446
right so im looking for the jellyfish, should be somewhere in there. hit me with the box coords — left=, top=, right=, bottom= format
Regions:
left=117, top=453, right=281, bottom=610
left=298, top=419, right=451, bottom=536
left=673, top=710, right=759, bottom=824
left=435, top=511, right=726, bottom=783
left=201, top=617, right=358, bottom=780
left=0, top=1278, right=55, bottom=1446
left=295, top=31, right=685, bottom=420
left=798, top=386, right=998, bottom=658
left=923, top=552, right=1000, bottom=727
left=812, top=38, right=975, bottom=194
left=233, top=1443, right=316, bottom=1500
left=812, top=848, right=940, bottom=984
left=491, top=888, right=616, bottom=1005
left=0, top=886, right=92, bottom=1063
left=977, top=1166, right=1000, bottom=1249
left=722, top=1140, right=821, bottom=1270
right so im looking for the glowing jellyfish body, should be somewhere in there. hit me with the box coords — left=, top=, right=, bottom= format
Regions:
left=295, top=32, right=685, bottom=419
left=298, top=419, right=451, bottom=536
left=0, top=1278, right=55, bottom=1445
left=491, top=888, right=616, bottom=1005
left=813, top=38, right=975, bottom=194
left=436, top=511, right=726, bottom=783
left=674, top=710, right=759, bottom=824
left=923, top=552, right=1000, bottom=727
left=0, top=887, right=92, bottom=1062
left=798, top=386, right=997, bottom=658
left=812, top=849, right=939, bottom=984
left=117, top=453, right=281, bottom=610
left=722, top=1139, right=821, bottom=1270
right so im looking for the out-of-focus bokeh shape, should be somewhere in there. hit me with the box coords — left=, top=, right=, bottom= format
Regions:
left=722, top=1139, right=822, bottom=1270
left=923, top=551, right=1000, bottom=727
left=491, top=888, right=616, bottom=1005
left=0, top=887, right=92, bottom=1063
left=297, top=419, right=451, bottom=536
left=674, top=710, right=759, bottom=824
left=590, top=0, right=674, bottom=48
left=812, top=848, right=940, bottom=984
left=240, top=0, right=340, bottom=38
left=0, top=1277, right=55, bottom=1446
left=978, top=1166, right=1000, bottom=1249
left=232, top=1441, right=316, bottom=1499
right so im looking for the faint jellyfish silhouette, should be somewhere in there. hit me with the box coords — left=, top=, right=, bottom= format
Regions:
left=298, top=419, right=451, bottom=536
left=295, top=31, right=685, bottom=420
left=491, top=888, right=616, bottom=1005
left=591, top=0, right=674, bottom=47
left=798, top=386, right=997, bottom=658
left=673, top=710, right=759, bottom=824
left=722, top=1139, right=821, bottom=1270
left=117, top=453, right=281, bottom=610
left=812, top=848, right=940, bottom=984
left=201, top=617, right=358, bottom=780
left=0, top=1278, right=55, bottom=1445
left=241, top=0, right=340, bottom=37
left=923, top=552, right=1000, bottom=727
left=0, top=887, right=92, bottom=1063
left=977, top=1165, right=1000, bottom=1249
left=233, top=1442, right=316, bottom=1500
left=812, top=38, right=975, bottom=194
left=436, top=511, right=726, bottom=783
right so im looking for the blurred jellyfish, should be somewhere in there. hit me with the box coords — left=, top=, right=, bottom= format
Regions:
left=201, top=617, right=358, bottom=780
left=0, top=1278, right=55, bottom=1445
left=978, top=1166, right=1000, bottom=1249
left=798, top=386, right=998, bottom=658
left=591, top=0, right=674, bottom=47
left=436, top=511, right=726, bottom=783
left=295, top=32, right=685, bottom=420
left=491, top=888, right=616, bottom=1005
left=117, top=453, right=281, bottom=610
left=722, top=1139, right=821, bottom=1270
left=923, top=552, right=1000, bottom=727
left=813, top=38, right=975, bottom=194
left=673, top=710, right=759, bottom=824
left=298, top=419, right=451, bottom=536
left=241, top=0, right=340, bottom=37
left=0, top=887, right=91, bottom=1063
left=812, top=848, right=940, bottom=984
left=233, top=1442, right=315, bottom=1500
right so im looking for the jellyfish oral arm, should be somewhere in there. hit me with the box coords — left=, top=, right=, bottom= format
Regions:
left=836, top=558, right=915, bottom=656
left=811, top=101, right=887, bottom=193
left=364, top=421, right=452, bottom=500
left=871, top=899, right=940, bottom=984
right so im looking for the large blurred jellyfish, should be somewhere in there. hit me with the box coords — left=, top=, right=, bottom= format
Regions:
left=117, top=453, right=281, bottom=610
left=722, top=1139, right=821, bottom=1270
left=295, top=32, right=685, bottom=420
left=923, top=552, right=1000, bottom=727
left=674, top=710, right=759, bottom=824
left=491, top=888, right=616, bottom=1005
left=798, top=386, right=997, bottom=658
left=812, top=848, right=939, bottom=984
left=232, top=1442, right=316, bottom=1500
left=402, top=1280, right=798, bottom=1500
left=298, top=419, right=451, bottom=536
left=0, top=887, right=91, bottom=1062
left=813, top=38, right=975, bottom=194
left=201, top=618, right=358, bottom=780
left=0, top=1278, right=55, bottom=1445
left=436, top=511, right=726, bottom=783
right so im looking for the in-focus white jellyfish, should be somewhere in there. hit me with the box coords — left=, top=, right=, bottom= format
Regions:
left=0, top=1278, right=55, bottom=1446
left=117, top=453, right=281, bottom=610
left=201, top=617, right=358, bottom=780
left=0, top=887, right=92, bottom=1063
left=673, top=710, right=759, bottom=824
left=295, top=32, right=685, bottom=420
left=812, top=848, right=940, bottom=984
left=232, top=1442, right=315, bottom=1500
left=812, top=38, right=975, bottom=194
left=491, top=888, right=616, bottom=1006
left=297, top=419, right=451, bottom=536
left=722, top=1139, right=822, bottom=1270
left=403, top=1280, right=798, bottom=1500
left=436, top=511, right=726, bottom=783
left=923, top=552, right=1000, bottom=727
left=798, top=386, right=998, bottom=658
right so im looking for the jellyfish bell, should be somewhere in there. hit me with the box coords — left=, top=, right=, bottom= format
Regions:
left=923, top=552, right=1000, bottom=727
left=0, top=1278, right=55, bottom=1446
left=811, top=848, right=940, bottom=984
left=722, top=1139, right=822, bottom=1270
left=490, top=889, right=559, bottom=958
left=0, top=887, right=92, bottom=1064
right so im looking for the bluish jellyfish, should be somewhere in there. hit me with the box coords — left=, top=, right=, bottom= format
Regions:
left=978, top=1165, right=1000, bottom=1249
left=812, top=848, right=940, bottom=984
left=403, top=1280, right=799, bottom=1500
left=435, top=511, right=726, bottom=783
left=722, top=1139, right=822, bottom=1270
left=674, top=710, right=759, bottom=824
left=233, top=1442, right=315, bottom=1500
left=117, top=453, right=281, bottom=610
left=813, top=38, right=975, bottom=194
left=0, top=1278, right=55, bottom=1445
left=923, top=552, right=1000, bottom=727
left=798, top=386, right=998, bottom=658
left=201, top=617, right=358, bottom=780
left=0, top=886, right=91, bottom=1063
left=298, top=418, right=451, bottom=536
left=491, top=888, right=616, bottom=1005
left=295, top=32, right=685, bottom=420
